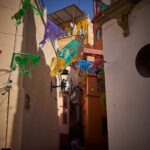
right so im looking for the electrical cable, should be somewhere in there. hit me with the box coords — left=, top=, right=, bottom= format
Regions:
left=3, top=1, right=22, bottom=148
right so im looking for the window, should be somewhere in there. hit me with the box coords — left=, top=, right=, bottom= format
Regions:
left=63, top=112, right=67, bottom=124
left=97, top=1, right=102, bottom=13
left=135, top=44, right=150, bottom=77
left=37, top=0, right=45, bottom=12
left=96, top=28, right=102, bottom=40
left=63, top=96, right=67, bottom=108
left=94, top=0, right=102, bottom=14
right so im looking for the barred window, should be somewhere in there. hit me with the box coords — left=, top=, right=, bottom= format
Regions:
left=97, top=78, right=105, bottom=92
left=96, top=28, right=102, bottom=40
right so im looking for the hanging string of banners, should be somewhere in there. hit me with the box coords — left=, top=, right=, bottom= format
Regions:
left=10, top=52, right=41, bottom=78
left=75, top=56, right=105, bottom=74
left=57, top=39, right=81, bottom=66
left=50, top=39, right=81, bottom=77
left=9, top=1, right=105, bottom=79
left=12, top=0, right=43, bottom=25
left=50, top=57, right=66, bottom=77
left=40, top=19, right=66, bottom=47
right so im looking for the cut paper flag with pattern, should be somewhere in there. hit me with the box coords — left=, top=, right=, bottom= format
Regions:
left=102, top=4, right=109, bottom=11
left=57, top=39, right=81, bottom=66
left=93, top=57, right=105, bottom=73
left=101, top=0, right=110, bottom=11
left=50, top=57, right=66, bottom=77
left=40, top=19, right=66, bottom=47
left=10, top=52, right=41, bottom=78
left=12, top=0, right=43, bottom=25
left=75, top=60, right=94, bottom=73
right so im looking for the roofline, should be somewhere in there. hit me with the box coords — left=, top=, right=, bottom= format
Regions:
left=48, top=4, right=87, bottom=16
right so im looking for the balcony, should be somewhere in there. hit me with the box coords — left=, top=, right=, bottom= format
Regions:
left=93, top=0, right=142, bottom=37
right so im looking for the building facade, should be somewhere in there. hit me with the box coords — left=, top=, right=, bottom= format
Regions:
left=0, top=0, right=59, bottom=150
left=75, top=1, right=109, bottom=149
left=48, top=4, right=94, bottom=149
left=81, top=73, right=108, bottom=150
left=94, top=0, right=150, bottom=149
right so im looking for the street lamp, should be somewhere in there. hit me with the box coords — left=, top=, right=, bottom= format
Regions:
left=50, top=69, right=69, bottom=92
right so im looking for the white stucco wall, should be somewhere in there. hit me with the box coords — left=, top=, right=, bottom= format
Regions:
left=102, top=1, right=150, bottom=150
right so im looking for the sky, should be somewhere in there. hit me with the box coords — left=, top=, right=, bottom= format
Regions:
left=42, top=0, right=94, bottom=19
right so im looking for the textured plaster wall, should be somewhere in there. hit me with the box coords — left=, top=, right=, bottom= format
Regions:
left=21, top=0, right=59, bottom=150
left=57, top=92, right=69, bottom=134
left=0, top=0, right=59, bottom=150
left=102, top=1, right=150, bottom=150
left=0, top=0, right=24, bottom=149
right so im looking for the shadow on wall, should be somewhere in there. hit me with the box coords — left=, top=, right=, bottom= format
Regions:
left=11, top=3, right=59, bottom=150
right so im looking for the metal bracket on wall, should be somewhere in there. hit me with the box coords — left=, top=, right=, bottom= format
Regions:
left=117, top=14, right=129, bottom=37
left=50, top=80, right=67, bottom=92
left=93, top=0, right=139, bottom=37
left=50, top=81, right=61, bottom=92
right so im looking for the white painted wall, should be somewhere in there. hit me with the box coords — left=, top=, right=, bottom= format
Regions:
left=102, top=1, right=150, bottom=150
